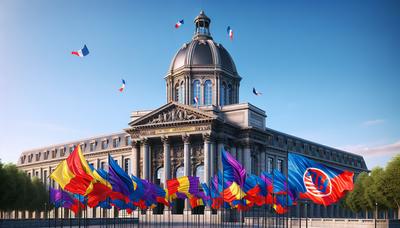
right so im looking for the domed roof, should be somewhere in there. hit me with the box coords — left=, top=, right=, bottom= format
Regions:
left=168, top=11, right=238, bottom=75
left=170, top=40, right=237, bottom=74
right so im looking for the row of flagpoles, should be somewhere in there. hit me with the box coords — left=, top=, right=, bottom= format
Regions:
left=48, top=144, right=354, bottom=218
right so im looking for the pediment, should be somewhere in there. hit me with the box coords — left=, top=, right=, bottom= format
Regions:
left=129, top=102, right=216, bottom=127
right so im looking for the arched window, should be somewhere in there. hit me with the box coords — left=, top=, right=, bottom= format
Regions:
left=176, top=166, right=184, bottom=178
left=195, top=165, right=204, bottom=184
left=227, top=84, right=233, bottom=104
left=204, top=80, right=212, bottom=105
left=156, top=167, right=165, bottom=185
left=175, top=83, right=180, bottom=102
left=178, top=81, right=185, bottom=103
left=220, top=82, right=227, bottom=106
left=192, top=80, right=201, bottom=106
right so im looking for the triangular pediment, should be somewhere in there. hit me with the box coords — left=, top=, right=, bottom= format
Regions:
left=128, top=102, right=217, bottom=127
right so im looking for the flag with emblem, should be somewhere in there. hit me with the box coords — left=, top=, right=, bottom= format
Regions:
left=288, top=152, right=354, bottom=206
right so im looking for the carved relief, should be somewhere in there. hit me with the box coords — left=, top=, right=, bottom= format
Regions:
left=149, top=108, right=198, bottom=124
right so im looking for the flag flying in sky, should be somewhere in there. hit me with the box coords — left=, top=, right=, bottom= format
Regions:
left=288, top=152, right=354, bottom=206
left=253, top=87, right=262, bottom=96
left=175, top=19, right=184, bottom=28
left=119, top=79, right=126, bottom=92
left=227, top=26, right=233, bottom=40
left=71, top=45, right=89, bottom=57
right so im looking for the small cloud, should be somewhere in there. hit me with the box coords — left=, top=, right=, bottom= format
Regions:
left=342, top=141, right=400, bottom=157
left=362, top=119, right=385, bottom=127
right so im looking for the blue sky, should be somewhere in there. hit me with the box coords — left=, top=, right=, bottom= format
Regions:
left=1, top=0, right=399, bottom=169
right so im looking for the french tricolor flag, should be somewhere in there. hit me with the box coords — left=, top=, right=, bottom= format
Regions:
left=227, top=26, right=233, bottom=40
left=119, top=79, right=126, bottom=92
left=175, top=19, right=184, bottom=29
left=193, top=96, right=199, bottom=105
left=71, top=45, right=89, bottom=57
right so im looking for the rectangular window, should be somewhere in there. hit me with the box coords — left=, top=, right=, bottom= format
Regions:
left=101, top=161, right=106, bottom=170
left=90, top=142, right=96, bottom=152
left=113, top=138, right=120, bottom=148
left=101, top=140, right=108, bottom=150
left=277, top=159, right=283, bottom=172
left=124, top=158, right=131, bottom=174
left=43, top=170, right=48, bottom=185
left=80, top=143, right=86, bottom=152
left=268, top=157, right=274, bottom=173
left=125, top=136, right=131, bottom=146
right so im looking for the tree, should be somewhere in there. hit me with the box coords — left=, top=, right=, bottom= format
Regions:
left=345, top=172, right=369, bottom=216
left=381, top=154, right=400, bottom=218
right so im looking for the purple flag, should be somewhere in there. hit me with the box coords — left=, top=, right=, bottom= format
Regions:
left=221, top=149, right=246, bottom=186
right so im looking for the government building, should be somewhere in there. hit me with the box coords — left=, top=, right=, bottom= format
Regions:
left=17, top=11, right=368, bottom=219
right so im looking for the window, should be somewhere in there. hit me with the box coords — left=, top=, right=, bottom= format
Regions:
left=113, top=138, right=120, bottom=148
left=125, top=136, right=131, bottom=146
left=124, top=158, right=131, bottom=174
left=80, top=143, right=86, bottom=152
left=35, top=171, right=39, bottom=177
left=101, top=140, right=108, bottom=150
left=101, top=161, right=106, bottom=170
left=176, top=166, right=184, bottom=178
left=268, top=157, right=274, bottom=173
left=227, top=84, right=233, bottom=104
left=195, top=165, right=204, bottom=184
left=277, top=159, right=283, bottom=172
left=156, top=167, right=165, bottom=186
left=175, top=83, right=180, bottom=102
left=192, top=80, right=201, bottom=106
left=179, top=81, right=185, bottom=103
left=43, top=170, right=48, bottom=186
left=69, top=146, right=74, bottom=153
left=204, top=80, right=212, bottom=105
left=90, top=142, right=96, bottom=152
left=220, top=82, right=226, bottom=106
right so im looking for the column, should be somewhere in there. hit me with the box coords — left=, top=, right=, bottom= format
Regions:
left=230, top=145, right=237, bottom=159
left=243, top=142, right=252, bottom=174
left=203, top=133, right=211, bottom=185
left=142, top=138, right=150, bottom=180
left=210, top=140, right=216, bottom=176
left=132, top=140, right=140, bottom=177
left=236, top=146, right=243, bottom=166
left=182, top=134, right=191, bottom=176
left=217, top=138, right=225, bottom=172
left=162, top=136, right=171, bottom=185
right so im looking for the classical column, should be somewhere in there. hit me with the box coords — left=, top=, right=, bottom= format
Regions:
left=243, top=141, right=252, bottom=174
left=217, top=138, right=225, bottom=172
left=142, top=138, right=150, bottom=180
left=236, top=146, right=243, bottom=166
left=162, top=136, right=171, bottom=185
left=210, top=140, right=216, bottom=176
left=182, top=134, right=191, bottom=176
left=203, top=133, right=211, bottom=184
left=231, top=146, right=237, bottom=160
left=132, top=140, right=140, bottom=177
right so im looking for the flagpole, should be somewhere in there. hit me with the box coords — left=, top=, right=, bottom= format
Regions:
left=286, top=148, right=289, bottom=228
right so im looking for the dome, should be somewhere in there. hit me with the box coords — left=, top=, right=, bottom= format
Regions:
left=168, top=11, right=238, bottom=75
left=170, top=40, right=237, bottom=74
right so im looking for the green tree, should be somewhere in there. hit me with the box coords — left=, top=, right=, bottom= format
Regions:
left=364, top=167, right=389, bottom=216
left=381, top=154, right=400, bottom=218
left=345, top=172, right=369, bottom=217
